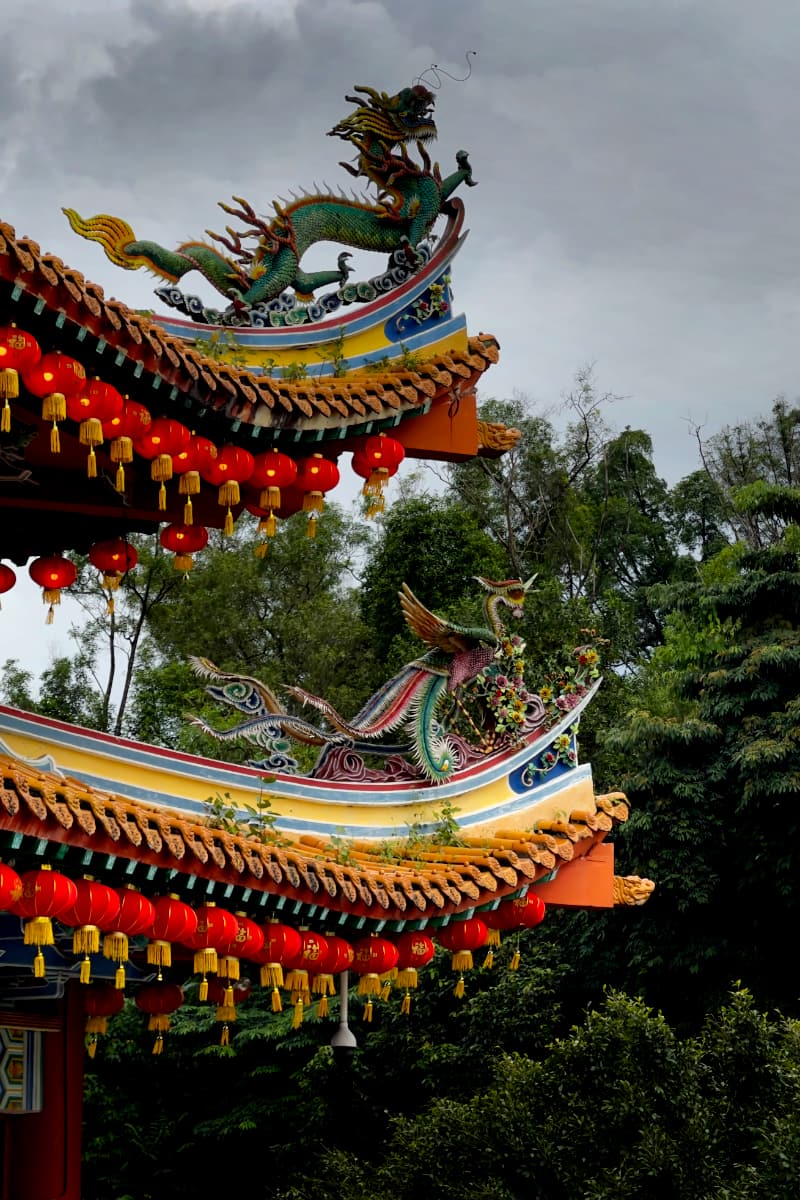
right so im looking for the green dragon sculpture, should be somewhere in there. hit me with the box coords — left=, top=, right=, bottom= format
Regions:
left=63, top=84, right=475, bottom=309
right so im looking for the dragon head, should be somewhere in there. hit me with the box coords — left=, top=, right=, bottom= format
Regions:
left=328, top=83, right=438, bottom=152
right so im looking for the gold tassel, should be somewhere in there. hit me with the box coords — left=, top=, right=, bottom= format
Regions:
left=380, top=980, right=392, bottom=1002
left=50, top=425, right=61, bottom=454
left=0, top=368, right=19, bottom=399
left=193, top=947, right=218, bottom=975
left=401, top=992, right=412, bottom=1015
left=103, top=930, right=128, bottom=964
left=115, top=965, right=126, bottom=990
left=87, top=447, right=97, bottom=478
left=285, top=968, right=308, bottom=994
left=87, top=1038, right=98, bottom=1059
left=218, top=956, right=240, bottom=981
left=148, top=1014, right=170, bottom=1033
left=199, top=977, right=209, bottom=1002
left=45, top=604, right=55, bottom=626
left=510, top=950, right=521, bottom=971
left=79, top=957, right=92, bottom=984
left=33, top=950, right=45, bottom=978
left=79, top=417, right=103, bottom=448
left=220, top=1023, right=230, bottom=1046
left=292, top=998, right=304, bottom=1029
left=183, top=497, right=193, bottom=525
left=302, top=491, right=324, bottom=513
left=174, top=553, right=194, bottom=573
left=224, top=507, right=234, bottom=536
left=152, top=1034, right=164, bottom=1055
left=158, top=482, right=167, bottom=510
left=24, top=915, right=55, bottom=947
left=306, top=514, right=318, bottom=539
left=86, top=1016, right=109, bottom=1035
left=451, top=950, right=474, bottom=973
left=396, top=967, right=419, bottom=990
left=1, top=399, right=10, bottom=432
left=487, top=928, right=501, bottom=947
left=147, top=940, right=172, bottom=968
left=357, top=973, right=382, bottom=997
left=179, top=470, right=200, bottom=495
left=365, top=494, right=385, bottom=519
left=259, top=512, right=277, bottom=538
left=151, top=453, right=173, bottom=482
left=260, top=963, right=283, bottom=989
left=115, top=463, right=125, bottom=491
left=271, top=987, right=282, bottom=1013
left=483, top=949, right=494, bottom=970
left=106, top=594, right=115, bottom=616
left=73, top=926, right=100, bottom=956
left=311, top=974, right=335, bottom=997
left=110, top=434, right=132, bottom=463
left=254, top=541, right=268, bottom=559
left=42, top=392, right=66, bottom=422
left=363, top=1000, right=373, bottom=1023
left=218, top=480, right=240, bottom=507
left=317, top=995, right=329, bottom=1019
left=454, top=974, right=465, bottom=999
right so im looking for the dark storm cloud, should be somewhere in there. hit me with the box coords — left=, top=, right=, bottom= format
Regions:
left=1, top=0, right=800, bottom=483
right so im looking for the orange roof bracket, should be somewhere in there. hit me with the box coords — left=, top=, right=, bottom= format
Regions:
left=533, top=842, right=615, bottom=909
left=394, top=391, right=478, bottom=462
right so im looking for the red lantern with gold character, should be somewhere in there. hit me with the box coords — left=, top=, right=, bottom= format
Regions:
left=0, top=862, right=22, bottom=910
left=352, top=434, right=405, bottom=517
left=394, top=930, right=435, bottom=1013
left=83, top=982, right=125, bottom=1058
left=436, top=917, right=487, bottom=998
left=159, top=522, right=209, bottom=573
left=134, top=417, right=191, bottom=510
left=200, top=444, right=255, bottom=535
left=217, top=912, right=263, bottom=984
left=294, top=454, right=339, bottom=538
left=16, top=864, right=78, bottom=977
left=103, top=885, right=155, bottom=989
left=172, top=436, right=217, bottom=524
left=310, top=933, right=353, bottom=1018
left=146, top=894, right=198, bottom=976
left=102, top=399, right=151, bottom=492
left=253, top=920, right=302, bottom=1012
left=60, top=877, right=121, bottom=984
left=182, top=902, right=239, bottom=1000
left=65, top=378, right=124, bottom=477
left=28, top=554, right=77, bottom=624
left=23, top=351, right=85, bottom=453
left=351, top=934, right=399, bottom=1022
left=249, top=449, right=297, bottom=511
left=135, top=981, right=184, bottom=1054
left=0, top=325, right=41, bottom=432
left=0, top=563, right=16, bottom=607
left=284, top=929, right=329, bottom=1028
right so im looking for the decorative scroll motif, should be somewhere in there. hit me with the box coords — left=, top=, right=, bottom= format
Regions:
left=154, top=240, right=434, bottom=328
left=612, top=875, right=656, bottom=906
left=64, top=83, right=475, bottom=324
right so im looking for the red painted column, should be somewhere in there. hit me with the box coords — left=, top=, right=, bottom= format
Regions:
left=5, top=983, right=84, bottom=1200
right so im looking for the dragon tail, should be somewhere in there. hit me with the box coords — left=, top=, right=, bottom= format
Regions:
left=62, top=207, right=186, bottom=283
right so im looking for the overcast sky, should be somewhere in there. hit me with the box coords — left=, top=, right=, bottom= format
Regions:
left=2, top=0, right=799, bottom=675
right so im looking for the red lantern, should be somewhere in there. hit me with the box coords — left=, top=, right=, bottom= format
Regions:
left=182, top=902, right=239, bottom=1000
left=491, top=894, right=546, bottom=970
left=102, top=399, right=151, bottom=493
left=394, top=931, right=435, bottom=1012
left=28, top=554, right=78, bottom=625
left=172, top=436, right=218, bottom=524
left=294, top=454, right=340, bottom=538
left=249, top=449, right=298, bottom=511
left=0, top=862, right=22, bottom=910
left=200, top=445, right=255, bottom=535
left=309, top=933, right=353, bottom=1018
left=16, top=864, right=78, bottom=977
left=88, top=539, right=138, bottom=606
left=351, top=934, right=400, bottom=1021
left=135, top=981, right=184, bottom=1054
left=146, top=894, right=198, bottom=975
left=0, top=563, right=16, bottom=607
left=64, top=378, right=124, bottom=478
left=60, top=877, right=121, bottom=984
left=0, top=325, right=41, bottom=432
left=103, top=885, right=156, bottom=989
left=159, top=522, right=209, bottom=573
left=217, top=912, right=264, bottom=983
left=23, top=351, right=86, bottom=454
left=283, top=929, right=329, bottom=1028
left=134, top=417, right=191, bottom=510
left=253, top=920, right=303, bottom=1011
left=83, top=982, right=125, bottom=1057
left=352, top=434, right=405, bottom=517
left=436, top=917, right=488, bottom=997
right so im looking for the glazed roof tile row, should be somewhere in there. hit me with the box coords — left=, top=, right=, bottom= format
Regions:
left=0, top=755, right=628, bottom=926
left=0, top=220, right=499, bottom=434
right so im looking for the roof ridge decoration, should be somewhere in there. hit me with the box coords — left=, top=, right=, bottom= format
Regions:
left=63, top=82, right=476, bottom=328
